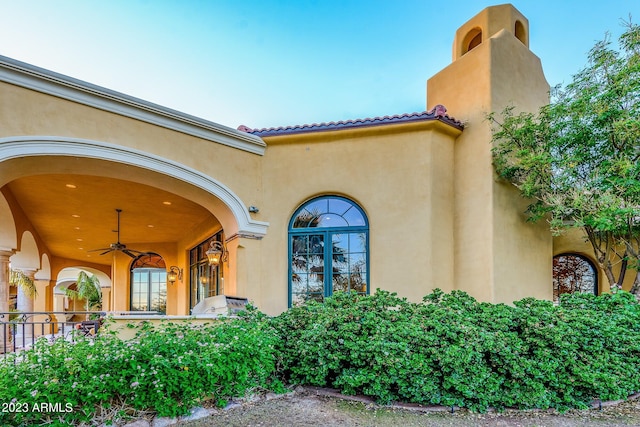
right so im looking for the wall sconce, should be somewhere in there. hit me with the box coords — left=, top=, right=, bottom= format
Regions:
left=205, top=241, right=228, bottom=267
left=167, top=266, right=183, bottom=285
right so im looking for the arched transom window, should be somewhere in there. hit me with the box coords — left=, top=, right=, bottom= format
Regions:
left=288, top=196, right=369, bottom=307
left=553, top=254, right=598, bottom=303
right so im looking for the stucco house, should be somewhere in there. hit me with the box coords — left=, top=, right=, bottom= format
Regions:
left=0, top=4, right=606, bottom=324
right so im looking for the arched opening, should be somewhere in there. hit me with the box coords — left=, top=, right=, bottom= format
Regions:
left=553, top=254, right=598, bottom=303
left=130, top=253, right=167, bottom=314
left=288, top=196, right=369, bottom=307
left=514, top=20, right=527, bottom=45
left=0, top=136, right=268, bottom=314
left=0, top=136, right=268, bottom=238
left=55, top=267, right=110, bottom=320
left=462, top=28, right=483, bottom=55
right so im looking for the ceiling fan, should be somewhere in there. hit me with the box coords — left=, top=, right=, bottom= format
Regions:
left=89, top=209, right=149, bottom=258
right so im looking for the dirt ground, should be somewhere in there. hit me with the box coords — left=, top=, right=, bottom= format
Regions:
left=178, top=389, right=640, bottom=427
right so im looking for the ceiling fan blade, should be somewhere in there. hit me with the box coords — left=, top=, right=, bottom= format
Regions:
left=87, top=248, right=111, bottom=253
left=99, top=249, right=113, bottom=256
left=122, top=249, right=139, bottom=258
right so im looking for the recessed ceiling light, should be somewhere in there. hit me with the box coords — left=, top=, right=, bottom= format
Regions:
left=163, top=201, right=172, bottom=205
left=71, top=214, right=80, bottom=218
left=76, top=238, right=83, bottom=242
left=147, top=224, right=154, bottom=228
left=74, top=227, right=80, bottom=230
left=78, top=247, right=84, bottom=250
left=65, top=184, right=77, bottom=189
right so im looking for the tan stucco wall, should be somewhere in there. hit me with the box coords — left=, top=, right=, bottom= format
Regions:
left=258, top=121, right=460, bottom=314
left=427, top=4, right=552, bottom=303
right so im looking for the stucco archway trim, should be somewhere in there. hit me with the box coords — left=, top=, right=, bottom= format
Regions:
left=0, top=136, right=269, bottom=237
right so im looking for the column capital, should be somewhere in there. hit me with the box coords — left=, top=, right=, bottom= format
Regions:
left=0, top=250, right=15, bottom=259
left=14, top=268, right=38, bottom=278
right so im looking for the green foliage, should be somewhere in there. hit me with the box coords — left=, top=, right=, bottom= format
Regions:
left=272, top=289, right=640, bottom=412
left=0, top=310, right=282, bottom=426
left=3, top=290, right=640, bottom=424
left=9, top=269, right=37, bottom=298
left=64, top=271, right=102, bottom=311
left=489, top=20, right=640, bottom=290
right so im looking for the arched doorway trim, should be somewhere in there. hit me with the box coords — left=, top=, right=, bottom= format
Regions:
left=0, top=136, right=269, bottom=237
left=0, top=193, right=16, bottom=252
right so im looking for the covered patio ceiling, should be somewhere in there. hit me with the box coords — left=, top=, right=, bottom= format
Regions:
left=4, top=174, right=217, bottom=266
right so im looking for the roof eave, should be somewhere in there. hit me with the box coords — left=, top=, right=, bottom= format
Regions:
left=0, top=55, right=266, bottom=155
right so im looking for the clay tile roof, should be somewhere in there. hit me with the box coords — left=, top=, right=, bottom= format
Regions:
left=237, top=104, right=463, bottom=137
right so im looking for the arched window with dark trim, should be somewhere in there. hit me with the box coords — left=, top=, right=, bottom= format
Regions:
left=553, top=253, right=598, bottom=303
left=130, top=252, right=167, bottom=314
left=288, top=196, right=369, bottom=307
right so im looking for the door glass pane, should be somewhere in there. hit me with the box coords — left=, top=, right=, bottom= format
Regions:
left=332, top=273, right=350, bottom=293
left=291, top=234, right=326, bottom=303
left=291, top=235, right=309, bottom=255
left=149, top=270, right=167, bottom=314
left=308, top=273, right=324, bottom=294
left=351, top=272, right=368, bottom=294
left=309, top=235, right=324, bottom=254
left=131, top=271, right=146, bottom=311
left=330, top=232, right=367, bottom=294
left=349, top=233, right=367, bottom=253
left=190, top=266, right=198, bottom=310
left=291, top=277, right=307, bottom=295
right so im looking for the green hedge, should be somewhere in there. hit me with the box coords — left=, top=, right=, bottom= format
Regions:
left=271, top=289, right=640, bottom=411
left=3, top=289, right=640, bottom=425
left=0, top=310, right=282, bottom=426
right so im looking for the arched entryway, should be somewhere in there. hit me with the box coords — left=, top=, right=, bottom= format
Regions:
left=0, top=137, right=268, bottom=315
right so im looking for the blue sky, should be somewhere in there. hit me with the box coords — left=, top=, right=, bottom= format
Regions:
left=0, top=1, right=638, bottom=130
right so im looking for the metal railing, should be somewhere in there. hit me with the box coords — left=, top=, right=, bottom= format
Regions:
left=0, top=311, right=106, bottom=354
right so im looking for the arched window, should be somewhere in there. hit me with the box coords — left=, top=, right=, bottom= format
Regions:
left=130, top=253, right=167, bottom=314
left=553, top=254, right=598, bottom=303
left=288, top=196, right=369, bottom=307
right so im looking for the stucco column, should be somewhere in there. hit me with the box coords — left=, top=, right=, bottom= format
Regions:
left=16, top=268, right=37, bottom=313
left=0, top=250, right=13, bottom=353
left=224, top=234, right=262, bottom=307
left=101, top=286, right=111, bottom=311
left=33, top=279, right=49, bottom=312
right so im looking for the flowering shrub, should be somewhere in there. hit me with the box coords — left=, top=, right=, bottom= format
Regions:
left=0, top=308, right=282, bottom=426
left=271, top=289, right=640, bottom=412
